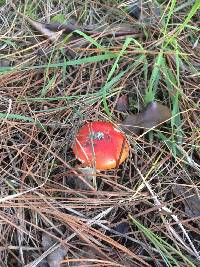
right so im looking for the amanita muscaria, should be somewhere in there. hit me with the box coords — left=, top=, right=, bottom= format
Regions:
left=72, top=102, right=171, bottom=171
left=72, top=121, right=129, bottom=170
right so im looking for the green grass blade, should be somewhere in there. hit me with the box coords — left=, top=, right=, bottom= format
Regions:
left=129, top=215, right=196, bottom=267
left=0, top=112, right=45, bottom=130
left=101, top=68, right=129, bottom=116
left=102, top=54, right=146, bottom=116
left=28, top=54, right=118, bottom=70
left=74, top=30, right=108, bottom=51
left=107, top=37, right=132, bottom=82
left=1, top=54, right=118, bottom=74
left=0, top=112, right=35, bottom=123
left=176, top=0, right=200, bottom=34
left=163, top=0, right=177, bottom=36
left=41, top=73, right=57, bottom=97
left=165, top=0, right=200, bottom=47
left=145, top=51, right=164, bottom=103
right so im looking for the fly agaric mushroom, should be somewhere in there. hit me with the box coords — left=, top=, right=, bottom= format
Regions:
left=72, top=121, right=129, bottom=170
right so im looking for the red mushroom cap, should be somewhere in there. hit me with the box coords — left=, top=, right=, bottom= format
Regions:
left=72, top=121, right=129, bottom=170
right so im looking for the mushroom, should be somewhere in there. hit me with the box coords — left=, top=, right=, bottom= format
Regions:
left=72, top=121, right=129, bottom=170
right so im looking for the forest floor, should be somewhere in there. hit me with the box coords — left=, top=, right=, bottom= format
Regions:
left=0, top=1, right=200, bottom=266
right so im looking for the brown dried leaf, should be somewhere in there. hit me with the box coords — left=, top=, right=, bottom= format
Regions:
left=11, top=3, right=140, bottom=45
left=20, top=15, right=61, bottom=42
left=115, top=95, right=129, bottom=112
left=121, top=101, right=171, bottom=134
left=11, top=3, right=61, bottom=42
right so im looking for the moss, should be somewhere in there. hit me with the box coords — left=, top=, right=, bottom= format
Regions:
left=0, top=0, right=6, bottom=7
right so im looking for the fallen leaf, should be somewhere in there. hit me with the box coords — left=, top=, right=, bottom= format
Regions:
left=128, top=4, right=141, bottom=20
left=114, top=221, right=130, bottom=234
left=19, top=15, right=61, bottom=42
left=11, top=3, right=141, bottom=44
left=11, top=3, right=61, bottom=42
left=115, top=95, right=129, bottom=112
left=45, top=22, right=93, bottom=35
left=36, top=259, right=49, bottom=267
left=65, top=170, right=94, bottom=191
left=173, top=185, right=200, bottom=220
left=120, top=101, right=171, bottom=134
left=0, top=59, right=10, bottom=68
left=42, top=233, right=68, bottom=267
